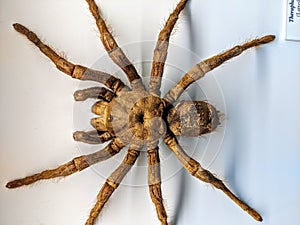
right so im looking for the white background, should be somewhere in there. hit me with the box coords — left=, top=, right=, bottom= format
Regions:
left=0, top=0, right=299, bottom=225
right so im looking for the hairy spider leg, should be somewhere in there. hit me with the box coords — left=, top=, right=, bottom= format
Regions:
left=164, top=132, right=263, bottom=221
left=74, top=87, right=115, bottom=102
left=73, top=130, right=115, bottom=145
left=85, top=146, right=141, bottom=225
left=86, top=0, right=145, bottom=90
left=147, top=146, right=168, bottom=225
left=164, top=35, right=275, bottom=103
left=149, top=0, right=189, bottom=96
left=6, top=138, right=125, bottom=189
left=12, top=23, right=128, bottom=95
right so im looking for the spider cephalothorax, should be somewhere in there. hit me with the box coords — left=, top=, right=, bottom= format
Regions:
left=6, top=0, right=275, bottom=224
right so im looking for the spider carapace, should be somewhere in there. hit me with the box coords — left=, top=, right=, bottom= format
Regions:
left=6, top=0, right=275, bottom=224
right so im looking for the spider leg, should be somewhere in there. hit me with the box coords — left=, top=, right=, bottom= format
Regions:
left=149, top=0, right=189, bottom=96
left=163, top=132, right=263, bottom=221
left=74, top=87, right=114, bottom=102
left=147, top=146, right=168, bottom=225
left=85, top=0, right=145, bottom=90
left=13, top=23, right=128, bottom=95
left=164, top=35, right=275, bottom=103
left=73, top=130, right=115, bottom=144
left=85, top=146, right=141, bottom=225
left=6, top=138, right=125, bottom=189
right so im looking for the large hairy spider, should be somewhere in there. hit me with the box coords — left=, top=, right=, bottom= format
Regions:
left=6, top=0, right=275, bottom=224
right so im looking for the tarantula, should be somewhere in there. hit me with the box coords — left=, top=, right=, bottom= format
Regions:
left=6, top=0, right=275, bottom=224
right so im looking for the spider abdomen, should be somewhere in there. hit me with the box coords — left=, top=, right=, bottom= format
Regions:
left=167, top=101, right=220, bottom=137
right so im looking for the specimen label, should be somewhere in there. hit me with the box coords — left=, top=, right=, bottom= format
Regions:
left=286, top=0, right=300, bottom=40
